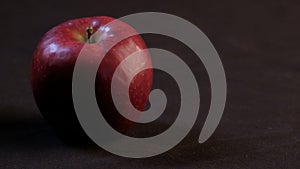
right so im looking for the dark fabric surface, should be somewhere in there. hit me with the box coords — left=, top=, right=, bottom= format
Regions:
left=1, top=0, right=300, bottom=168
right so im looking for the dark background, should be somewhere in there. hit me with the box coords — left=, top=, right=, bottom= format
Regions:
left=1, top=0, right=300, bottom=168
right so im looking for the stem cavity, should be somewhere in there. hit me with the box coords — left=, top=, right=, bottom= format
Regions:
left=86, top=26, right=94, bottom=44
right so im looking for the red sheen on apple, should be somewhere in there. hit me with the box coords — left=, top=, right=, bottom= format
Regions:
left=31, top=16, right=153, bottom=144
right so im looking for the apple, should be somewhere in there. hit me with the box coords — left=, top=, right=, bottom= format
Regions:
left=31, top=16, right=153, bottom=144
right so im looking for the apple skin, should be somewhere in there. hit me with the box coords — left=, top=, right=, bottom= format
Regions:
left=31, top=16, right=153, bottom=144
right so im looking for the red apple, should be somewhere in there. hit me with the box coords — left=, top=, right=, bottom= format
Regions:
left=31, top=16, right=153, bottom=144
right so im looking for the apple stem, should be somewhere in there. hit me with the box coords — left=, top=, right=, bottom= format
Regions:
left=86, top=26, right=94, bottom=43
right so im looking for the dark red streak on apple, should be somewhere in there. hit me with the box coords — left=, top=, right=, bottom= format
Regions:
left=31, top=16, right=153, bottom=144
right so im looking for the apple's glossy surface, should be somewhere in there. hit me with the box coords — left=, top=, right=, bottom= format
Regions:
left=31, top=16, right=153, bottom=144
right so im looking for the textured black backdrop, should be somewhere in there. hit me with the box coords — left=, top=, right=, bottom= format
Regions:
left=1, top=0, right=300, bottom=168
